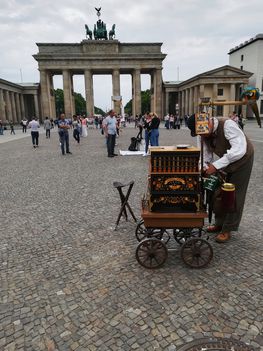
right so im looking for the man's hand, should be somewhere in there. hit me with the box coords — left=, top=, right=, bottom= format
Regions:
left=205, top=164, right=217, bottom=175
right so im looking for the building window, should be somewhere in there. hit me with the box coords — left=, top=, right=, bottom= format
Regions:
left=218, top=88, right=224, bottom=96
left=260, top=100, right=263, bottom=114
left=241, top=54, right=244, bottom=61
left=216, top=105, right=223, bottom=116
left=240, top=66, right=243, bottom=70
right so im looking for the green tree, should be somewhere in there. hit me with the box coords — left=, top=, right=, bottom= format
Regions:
left=54, top=89, right=105, bottom=116
left=124, top=89, right=151, bottom=115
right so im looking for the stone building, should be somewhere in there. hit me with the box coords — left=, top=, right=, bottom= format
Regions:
left=164, top=65, right=252, bottom=118
left=0, top=40, right=255, bottom=122
left=0, top=79, right=40, bottom=123
left=228, top=33, right=263, bottom=117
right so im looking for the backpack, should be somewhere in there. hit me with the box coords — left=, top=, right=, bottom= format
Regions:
left=128, top=137, right=139, bottom=151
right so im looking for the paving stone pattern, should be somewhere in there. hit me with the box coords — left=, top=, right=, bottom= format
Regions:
left=0, top=124, right=262, bottom=351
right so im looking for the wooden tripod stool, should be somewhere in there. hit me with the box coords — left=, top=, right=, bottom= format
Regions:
left=113, top=180, right=137, bottom=230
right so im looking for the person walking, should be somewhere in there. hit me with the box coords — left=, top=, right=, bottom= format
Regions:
left=103, top=109, right=118, bottom=157
left=58, top=114, right=71, bottom=155
left=43, top=116, right=52, bottom=138
left=187, top=114, right=254, bottom=243
left=10, top=121, right=15, bottom=135
left=72, top=115, right=81, bottom=144
left=21, top=118, right=28, bottom=133
left=28, top=117, right=40, bottom=148
left=0, top=120, right=3, bottom=135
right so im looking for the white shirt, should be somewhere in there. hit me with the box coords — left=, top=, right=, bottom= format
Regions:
left=28, top=120, right=40, bottom=132
left=198, top=118, right=247, bottom=170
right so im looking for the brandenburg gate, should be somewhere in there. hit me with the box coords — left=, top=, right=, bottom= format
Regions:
left=33, top=40, right=166, bottom=118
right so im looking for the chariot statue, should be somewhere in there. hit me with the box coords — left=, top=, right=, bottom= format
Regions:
left=84, top=7, right=116, bottom=41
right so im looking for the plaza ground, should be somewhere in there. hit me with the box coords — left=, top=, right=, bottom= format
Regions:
left=0, top=122, right=262, bottom=351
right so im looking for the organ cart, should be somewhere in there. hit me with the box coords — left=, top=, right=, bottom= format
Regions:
left=135, top=145, right=213, bottom=269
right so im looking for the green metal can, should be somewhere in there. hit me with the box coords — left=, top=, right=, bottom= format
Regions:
left=203, top=175, right=220, bottom=192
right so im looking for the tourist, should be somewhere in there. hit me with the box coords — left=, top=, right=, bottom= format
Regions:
left=149, top=113, right=160, bottom=146
left=164, top=114, right=170, bottom=129
left=81, top=116, right=88, bottom=137
left=187, top=114, right=254, bottom=243
left=58, top=114, right=71, bottom=155
left=43, top=116, right=52, bottom=138
left=72, top=115, right=81, bottom=144
left=229, top=111, right=239, bottom=124
left=143, top=112, right=152, bottom=156
left=21, top=118, right=28, bottom=133
left=169, top=114, right=174, bottom=129
left=10, top=121, right=15, bottom=135
left=28, top=117, right=40, bottom=148
left=103, top=109, right=118, bottom=157
left=0, top=120, right=3, bottom=135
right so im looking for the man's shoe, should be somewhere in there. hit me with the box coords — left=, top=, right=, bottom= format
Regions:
left=108, top=155, right=114, bottom=157
left=206, top=225, right=222, bottom=233
left=215, top=231, right=231, bottom=243
left=113, top=153, right=118, bottom=156
left=66, top=151, right=72, bottom=154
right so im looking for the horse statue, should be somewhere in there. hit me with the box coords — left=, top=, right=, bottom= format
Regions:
left=93, top=19, right=108, bottom=40
left=85, top=24, right=92, bottom=40
left=109, top=24, right=116, bottom=40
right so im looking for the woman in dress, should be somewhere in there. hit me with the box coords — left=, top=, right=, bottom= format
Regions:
left=81, top=116, right=88, bottom=138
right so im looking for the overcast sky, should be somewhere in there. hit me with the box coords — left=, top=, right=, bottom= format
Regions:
left=0, top=0, right=263, bottom=111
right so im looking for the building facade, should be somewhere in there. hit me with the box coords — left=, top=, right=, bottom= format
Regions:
left=163, top=65, right=252, bottom=118
left=0, top=79, right=40, bottom=123
left=228, top=33, right=263, bottom=117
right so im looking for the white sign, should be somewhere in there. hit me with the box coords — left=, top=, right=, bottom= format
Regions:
left=112, top=95, right=122, bottom=101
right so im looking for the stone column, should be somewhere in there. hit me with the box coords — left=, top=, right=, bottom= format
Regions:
left=193, top=86, right=198, bottom=113
left=15, top=93, right=21, bottom=122
left=229, top=83, right=236, bottom=115
left=212, top=84, right=218, bottom=116
left=155, top=68, right=163, bottom=118
left=165, top=91, right=169, bottom=114
left=112, top=69, right=121, bottom=115
left=185, top=89, right=189, bottom=115
left=150, top=72, right=155, bottom=113
left=20, top=94, right=25, bottom=119
left=0, top=89, right=6, bottom=122
left=181, top=90, right=185, bottom=117
left=5, top=91, right=12, bottom=122
left=33, top=94, right=40, bottom=119
left=62, top=70, right=73, bottom=118
left=84, top=69, right=94, bottom=116
left=178, top=91, right=182, bottom=116
left=40, top=70, right=52, bottom=118
left=132, top=69, right=141, bottom=116
left=48, top=74, right=56, bottom=118
left=70, top=73, right=75, bottom=116
left=189, top=87, right=193, bottom=115
left=10, top=92, right=17, bottom=123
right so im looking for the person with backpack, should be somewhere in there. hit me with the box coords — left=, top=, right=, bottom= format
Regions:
left=143, top=112, right=152, bottom=156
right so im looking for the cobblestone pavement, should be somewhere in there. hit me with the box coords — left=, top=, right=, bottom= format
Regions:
left=0, top=123, right=262, bottom=351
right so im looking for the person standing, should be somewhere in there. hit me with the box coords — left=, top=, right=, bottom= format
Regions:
left=72, top=115, right=81, bottom=144
left=28, top=117, right=40, bottom=148
left=43, top=117, right=52, bottom=138
left=58, top=114, right=71, bottom=155
left=187, top=114, right=254, bottom=243
left=143, top=112, right=152, bottom=156
left=81, top=116, right=88, bottom=137
left=149, top=113, right=160, bottom=146
left=103, top=109, right=118, bottom=157
left=0, top=120, right=3, bottom=135
left=10, top=121, right=15, bottom=135
left=21, top=118, right=28, bottom=133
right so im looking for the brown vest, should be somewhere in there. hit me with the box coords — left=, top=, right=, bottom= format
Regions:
left=205, top=118, right=254, bottom=173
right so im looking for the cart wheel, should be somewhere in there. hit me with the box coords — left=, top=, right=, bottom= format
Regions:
left=136, top=238, right=168, bottom=269
left=181, top=238, right=213, bottom=268
left=135, top=220, right=164, bottom=242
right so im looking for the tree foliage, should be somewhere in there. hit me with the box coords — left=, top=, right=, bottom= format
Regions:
left=54, top=89, right=105, bottom=116
left=124, top=89, right=151, bottom=115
